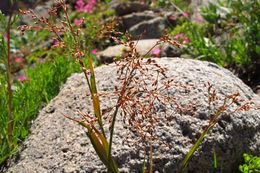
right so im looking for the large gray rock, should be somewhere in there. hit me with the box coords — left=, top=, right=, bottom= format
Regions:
left=4, top=58, right=260, bottom=173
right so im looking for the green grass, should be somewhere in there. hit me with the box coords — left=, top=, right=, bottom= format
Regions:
left=0, top=55, right=80, bottom=165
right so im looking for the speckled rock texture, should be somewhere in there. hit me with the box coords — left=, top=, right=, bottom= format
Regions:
left=5, top=58, right=260, bottom=173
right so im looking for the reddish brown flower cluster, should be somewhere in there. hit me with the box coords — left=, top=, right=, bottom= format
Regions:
left=18, top=1, right=72, bottom=45
left=206, top=82, right=253, bottom=129
left=94, top=33, right=182, bottom=143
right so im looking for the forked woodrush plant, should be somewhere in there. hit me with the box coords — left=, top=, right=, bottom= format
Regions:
left=18, top=1, right=180, bottom=172
left=19, top=1, right=252, bottom=173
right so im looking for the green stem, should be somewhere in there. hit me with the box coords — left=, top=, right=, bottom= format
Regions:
left=178, top=111, right=221, bottom=172
left=87, top=55, right=106, bottom=137
left=178, top=127, right=210, bottom=173
left=108, top=105, right=120, bottom=173
left=108, top=62, right=137, bottom=173
left=61, top=1, right=106, bottom=137
left=143, top=43, right=160, bottom=58
left=170, top=0, right=185, bottom=14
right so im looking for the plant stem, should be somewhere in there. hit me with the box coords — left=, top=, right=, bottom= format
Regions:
left=178, top=111, right=221, bottom=173
left=108, top=61, right=137, bottom=172
left=143, top=43, right=160, bottom=58
left=6, top=8, right=13, bottom=145
left=108, top=105, right=120, bottom=173
left=170, top=0, right=185, bottom=14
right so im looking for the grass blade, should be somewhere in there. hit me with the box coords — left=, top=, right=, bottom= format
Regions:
left=79, top=122, right=119, bottom=173
left=179, top=127, right=210, bottom=172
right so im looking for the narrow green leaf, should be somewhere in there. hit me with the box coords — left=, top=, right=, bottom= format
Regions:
left=142, top=154, right=147, bottom=173
left=86, top=54, right=105, bottom=136
left=79, top=122, right=119, bottom=173
left=212, top=146, right=217, bottom=173
left=179, top=128, right=209, bottom=172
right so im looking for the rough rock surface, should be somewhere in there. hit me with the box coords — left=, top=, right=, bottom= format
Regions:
left=5, top=58, right=260, bottom=173
left=111, top=1, right=181, bottom=39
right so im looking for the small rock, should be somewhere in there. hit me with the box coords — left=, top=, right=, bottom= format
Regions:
left=129, top=17, right=166, bottom=39
left=118, top=10, right=156, bottom=31
left=111, top=1, right=150, bottom=16
left=20, top=1, right=55, bottom=25
left=97, top=39, right=159, bottom=64
left=161, top=43, right=183, bottom=57
left=45, top=105, right=55, bottom=113
left=255, top=85, right=260, bottom=97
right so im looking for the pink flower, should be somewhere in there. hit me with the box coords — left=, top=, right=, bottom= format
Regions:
left=91, top=49, right=97, bottom=54
left=75, top=0, right=85, bottom=11
left=182, top=12, right=189, bottom=18
left=174, top=33, right=185, bottom=39
left=174, top=33, right=190, bottom=44
left=75, top=0, right=96, bottom=13
left=194, top=15, right=204, bottom=23
left=52, top=39, right=64, bottom=48
left=168, top=15, right=177, bottom=21
left=74, top=18, right=84, bottom=27
left=18, top=75, right=29, bottom=82
left=52, top=39, right=59, bottom=46
left=14, top=57, right=24, bottom=63
left=3, top=33, right=7, bottom=41
left=152, top=48, right=161, bottom=57
left=182, top=37, right=190, bottom=44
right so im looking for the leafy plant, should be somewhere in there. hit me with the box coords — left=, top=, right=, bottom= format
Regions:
left=201, top=0, right=260, bottom=85
left=169, top=21, right=225, bottom=65
left=169, top=0, right=260, bottom=87
left=239, top=153, right=260, bottom=173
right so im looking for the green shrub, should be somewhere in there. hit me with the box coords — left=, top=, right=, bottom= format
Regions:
left=169, top=21, right=225, bottom=65
left=169, top=0, right=260, bottom=84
